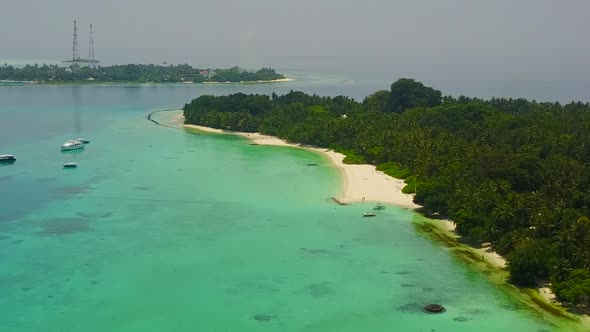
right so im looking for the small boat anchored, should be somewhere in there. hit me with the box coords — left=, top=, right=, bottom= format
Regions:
left=373, top=203, right=385, bottom=210
left=76, top=138, right=90, bottom=144
left=63, top=162, right=78, bottom=168
left=363, top=212, right=377, bottom=217
left=61, top=140, right=85, bottom=151
left=0, top=154, right=16, bottom=163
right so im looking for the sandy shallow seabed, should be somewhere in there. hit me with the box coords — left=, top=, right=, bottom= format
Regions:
left=181, top=119, right=510, bottom=267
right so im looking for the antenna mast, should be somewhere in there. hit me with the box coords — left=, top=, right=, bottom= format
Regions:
left=89, top=24, right=95, bottom=61
left=72, top=20, right=79, bottom=62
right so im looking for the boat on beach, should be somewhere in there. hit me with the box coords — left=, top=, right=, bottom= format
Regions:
left=0, top=154, right=16, bottom=163
left=61, top=140, right=85, bottom=151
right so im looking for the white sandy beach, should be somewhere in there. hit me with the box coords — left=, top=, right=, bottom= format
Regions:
left=202, top=77, right=294, bottom=84
left=184, top=123, right=418, bottom=209
left=477, top=244, right=508, bottom=268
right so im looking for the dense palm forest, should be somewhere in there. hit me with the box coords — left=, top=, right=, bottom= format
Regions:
left=183, top=79, right=590, bottom=310
left=0, top=64, right=284, bottom=83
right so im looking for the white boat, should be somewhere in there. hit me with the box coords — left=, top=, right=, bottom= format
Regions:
left=76, top=138, right=90, bottom=144
left=373, top=203, right=385, bottom=210
left=363, top=212, right=377, bottom=217
left=61, top=140, right=85, bottom=151
left=0, top=154, right=16, bottom=163
left=63, top=162, right=78, bottom=168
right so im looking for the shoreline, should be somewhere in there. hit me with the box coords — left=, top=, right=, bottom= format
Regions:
left=202, top=77, right=294, bottom=84
left=414, top=218, right=587, bottom=330
left=174, top=114, right=588, bottom=328
left=185, top=122, right=509, bottom=266
left=183, top=122, right=417, bottom=209
left=0, top=77, right=294, bottom=86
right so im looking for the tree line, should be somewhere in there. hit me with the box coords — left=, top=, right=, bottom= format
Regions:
left=183, top=79, right=590, bottom=311
left=0, top=64, right=284, bottom=83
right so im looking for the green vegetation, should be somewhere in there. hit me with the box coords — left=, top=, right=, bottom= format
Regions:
left=376, top=162, right=412, bottom=179
left=0, top=64, right=284, bottom=83
left=553, top=269, right=590, bottom=306
left=401, top=176, right=418, bottom=194
left=183, top=79, right=590, bottom=311
left=336, top=149, right=367, bottom=164
left=376, top=162, right=416, bottom=193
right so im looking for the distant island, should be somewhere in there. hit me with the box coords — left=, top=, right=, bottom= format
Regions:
left=0, top=64, right=286, bottom=84
left=183, top=80, right=590, bottom=314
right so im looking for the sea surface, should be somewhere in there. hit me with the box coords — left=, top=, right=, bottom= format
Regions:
left=0, top=77, right=577, bottom=331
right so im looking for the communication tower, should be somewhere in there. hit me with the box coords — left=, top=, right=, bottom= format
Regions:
left=88, top=24, right=95, bottom=62
left=72, top=20, right=80, bottom=62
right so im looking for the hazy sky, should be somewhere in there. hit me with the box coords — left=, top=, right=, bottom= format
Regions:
left=2, top=0, right=590, bottom=100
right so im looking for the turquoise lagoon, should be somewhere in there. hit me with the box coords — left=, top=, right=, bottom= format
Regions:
left=0, top=80, right=577, bottom=331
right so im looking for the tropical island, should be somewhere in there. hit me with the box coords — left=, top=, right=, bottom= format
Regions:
left=0, top=64, right=286, bottom=84
left=182, top=79, right=590, bottom=315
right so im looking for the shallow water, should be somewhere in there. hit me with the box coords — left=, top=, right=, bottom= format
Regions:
left=0, top=81, right=576, bottom=331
